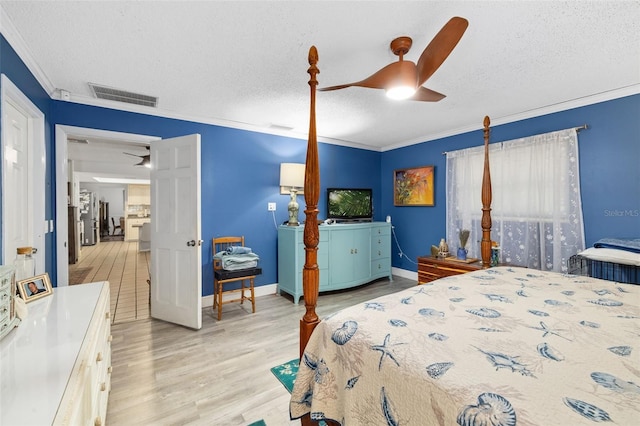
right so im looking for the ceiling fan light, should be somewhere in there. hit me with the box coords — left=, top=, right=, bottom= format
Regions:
left=385, top=60, right=418, bottom=100
left=386, top=85, right=416, bottom=100
left=135, top=156, right=151, bottom=168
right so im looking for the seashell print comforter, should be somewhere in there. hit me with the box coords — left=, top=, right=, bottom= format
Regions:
left=290, top=267, right=640, bottom=425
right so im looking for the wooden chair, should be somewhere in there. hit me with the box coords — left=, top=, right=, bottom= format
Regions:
left=212, top=236, right=261, bottom=320
left=111, top=217, right=122, bottom=235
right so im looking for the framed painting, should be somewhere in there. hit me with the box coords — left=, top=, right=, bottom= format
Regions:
left=394, top=165, right=434, bottom=206
left=17, top=273, right=53, bottom=303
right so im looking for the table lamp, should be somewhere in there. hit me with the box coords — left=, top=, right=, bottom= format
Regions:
left=280, top=163, right=305, bottom=226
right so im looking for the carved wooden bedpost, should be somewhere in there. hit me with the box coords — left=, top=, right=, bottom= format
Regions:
left=481, top=116, right=492, bottom=268
left=300, top=46, right=321, bottom=358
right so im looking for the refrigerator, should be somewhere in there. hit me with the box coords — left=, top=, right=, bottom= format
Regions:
left=80, top=191, right=97, bottom=246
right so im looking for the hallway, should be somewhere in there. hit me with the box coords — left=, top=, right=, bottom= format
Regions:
left=69, top=240, right=150, bottom=324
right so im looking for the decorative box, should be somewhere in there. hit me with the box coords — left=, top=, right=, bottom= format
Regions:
left=0, top=265, right=21, bottom=341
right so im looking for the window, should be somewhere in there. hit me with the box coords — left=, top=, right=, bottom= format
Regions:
left=446, top=129, right=584, bottom=272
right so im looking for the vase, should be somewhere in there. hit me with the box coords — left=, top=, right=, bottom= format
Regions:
left=456, top=247, right=468, bottom=261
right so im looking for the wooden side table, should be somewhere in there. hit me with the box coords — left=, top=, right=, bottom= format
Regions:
left=417, top=255, right=482, bottom=284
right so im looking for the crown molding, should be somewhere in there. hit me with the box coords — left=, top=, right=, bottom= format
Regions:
left=0, top=5, right=56, bottom=96
left=382, top=84, right=640, bottom=152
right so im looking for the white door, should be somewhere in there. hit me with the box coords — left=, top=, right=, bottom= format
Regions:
left=1, top=75, right=45, bottom=273
left=150, top=134, right=202, bottom=329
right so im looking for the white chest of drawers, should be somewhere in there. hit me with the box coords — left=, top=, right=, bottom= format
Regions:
left=0, top=281, right=111, bottom=425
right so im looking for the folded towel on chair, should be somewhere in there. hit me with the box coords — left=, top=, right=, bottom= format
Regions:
left=214, top=251, right=260, bottom=270
left=226, top=246, right=253, bottom=255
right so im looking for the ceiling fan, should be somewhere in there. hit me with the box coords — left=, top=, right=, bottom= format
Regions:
left=320, top=16, right=469, bottom=101
left=123, top=146, right=150, bottom=168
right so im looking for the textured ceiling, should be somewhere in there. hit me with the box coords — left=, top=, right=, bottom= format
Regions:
left=1, top=1, right=639, bottom=153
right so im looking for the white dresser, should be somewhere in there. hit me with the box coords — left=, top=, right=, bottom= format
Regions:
left=0, top=281, right=111, bottom=425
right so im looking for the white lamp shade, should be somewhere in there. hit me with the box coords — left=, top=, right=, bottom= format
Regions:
left=280, top=163, right=305, bottom=189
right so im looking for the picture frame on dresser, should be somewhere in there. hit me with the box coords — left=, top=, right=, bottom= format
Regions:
left=393, top=165, right=435, bottom=206
left=17, top=273, right=53, bottom=303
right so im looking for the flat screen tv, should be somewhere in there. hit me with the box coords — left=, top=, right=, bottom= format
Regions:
left=327, top=188, right=373, bottom=221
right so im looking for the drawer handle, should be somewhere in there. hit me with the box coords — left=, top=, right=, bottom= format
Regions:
left=95, top=417, right=102, bottom=426
left=96, top=352, right=103, bottom=362
left=108, top=366, right=113, bottom=374
left=100, top=382, right=107, bottom=391
left=1, top=293, right=8, bottom=300
left=105, top=312, right=111, bottom=319
left=1, top=307, right=7, bottom=314
left=108, top=334, right=113, bottom=342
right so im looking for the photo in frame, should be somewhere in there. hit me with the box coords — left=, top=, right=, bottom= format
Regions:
left=17, top=273, right=53, bottom=303
left=394, top=165, right=435, bottom=206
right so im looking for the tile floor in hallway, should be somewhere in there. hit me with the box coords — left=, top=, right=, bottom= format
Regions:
left=69, top=239, right=150, bottom=324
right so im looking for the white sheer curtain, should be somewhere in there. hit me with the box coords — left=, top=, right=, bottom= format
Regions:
left=446, top=129, right=585, bottom=272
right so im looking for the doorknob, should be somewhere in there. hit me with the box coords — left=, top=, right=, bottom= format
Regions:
left=197, top=239, right=203, bottom=246
left=187, top=240, right=196, bottom=247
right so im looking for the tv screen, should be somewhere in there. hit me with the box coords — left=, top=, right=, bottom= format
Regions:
left=327, top=188, right=373, bottom=221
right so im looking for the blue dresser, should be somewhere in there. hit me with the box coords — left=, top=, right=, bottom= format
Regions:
left=277, top=222, right=392, bottom=304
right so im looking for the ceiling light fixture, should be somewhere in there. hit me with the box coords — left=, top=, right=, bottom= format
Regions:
left=136, top=156, right=151, bottom=168
left=385, top=60, right=417, bottom=100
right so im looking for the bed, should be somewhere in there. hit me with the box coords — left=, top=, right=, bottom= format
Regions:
left=290, top=47, right=640, bottom=425
left=568, top=239, right=640, bottom=285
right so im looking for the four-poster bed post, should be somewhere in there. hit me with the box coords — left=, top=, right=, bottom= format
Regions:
left=300, top=46, right=321, bottom=358
left=297, top=45, right=494, bottom=408
left=480, top=115, right=492, bottom=268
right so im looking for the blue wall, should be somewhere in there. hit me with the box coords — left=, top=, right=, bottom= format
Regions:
left=51, top=102, right=382, bottom=294
left=1, top=33, right=638, bottom=290
left=384, top=94, right=640, bottom=272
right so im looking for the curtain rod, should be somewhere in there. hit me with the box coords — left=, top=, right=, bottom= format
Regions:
left=442, top=124, right=588, bottom=155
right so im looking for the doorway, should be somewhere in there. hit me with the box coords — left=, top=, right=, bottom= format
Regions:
left=55, top=126, right=159, bottom=322
left=55, top=125, right=159, bottom=286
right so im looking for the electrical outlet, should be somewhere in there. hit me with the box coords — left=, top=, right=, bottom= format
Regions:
left=268, top=202, right=276, bottom=211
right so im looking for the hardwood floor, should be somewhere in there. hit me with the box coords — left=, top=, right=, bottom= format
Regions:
left=105, top=275, right=417, bottom=426
left=69, top=240, right=150, bottom=324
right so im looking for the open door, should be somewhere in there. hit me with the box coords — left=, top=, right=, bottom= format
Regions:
left=150, top=134, right=202, bottom=329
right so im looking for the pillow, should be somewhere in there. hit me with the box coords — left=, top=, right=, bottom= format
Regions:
left=578, top=247, right=640, bottom=266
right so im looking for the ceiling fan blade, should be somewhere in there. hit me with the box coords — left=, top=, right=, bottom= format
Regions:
left=320, top=61, right=411, bottom=91
left=416, top=16, right=468, bottom=87
left=409, top=86, right=446, bottom=102
left=123, top=152, right=144, bottom=158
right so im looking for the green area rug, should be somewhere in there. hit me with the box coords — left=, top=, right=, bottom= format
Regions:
left=270, top=358, right=299, bottom=394
left=247, top=420, right=266, bottom=426
left=270, top=359, right=326, bottom=425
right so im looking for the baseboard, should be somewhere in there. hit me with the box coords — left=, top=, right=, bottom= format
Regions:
left=202, top=283, right=278, bottom=305
left=392, top=267, right=417, bottom=281
left=201, top=271, right=417, bottom=306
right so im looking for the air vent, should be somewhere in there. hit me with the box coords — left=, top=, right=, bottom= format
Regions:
left=89, top=83, right=158, bottom=108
